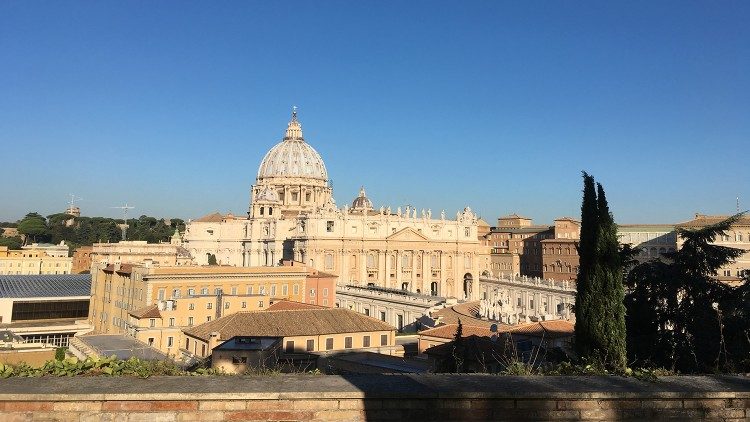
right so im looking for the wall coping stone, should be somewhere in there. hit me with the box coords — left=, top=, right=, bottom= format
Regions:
left=0, top=375, right=747, bottom=401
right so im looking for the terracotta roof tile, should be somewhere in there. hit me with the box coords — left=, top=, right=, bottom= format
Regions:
left=266, top=300, right=325, bottom=311
left=128, top=304, right=162, bottom=319
left=194, top=212, right=224, bottom=223
left=184, top=308, right=394, bottom=342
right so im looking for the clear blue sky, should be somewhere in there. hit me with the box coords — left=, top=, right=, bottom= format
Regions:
left=1, top=1, right=748, bottom=225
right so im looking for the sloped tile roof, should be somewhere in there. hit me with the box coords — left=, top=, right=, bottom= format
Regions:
left=0, top=274, right=91, bottom=298
left=266, top=300, right=325, bottom=311
left=194, top=212, right=224, bottom=223
left=128, top=304, right=162, bottom=319
left=184, top=308, right=394, bottom=342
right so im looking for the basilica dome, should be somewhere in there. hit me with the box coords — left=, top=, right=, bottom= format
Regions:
left=257, top=110, right=328, bottom=181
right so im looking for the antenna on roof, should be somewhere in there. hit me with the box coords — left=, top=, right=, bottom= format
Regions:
left=111, top=203, right=135, bottom=241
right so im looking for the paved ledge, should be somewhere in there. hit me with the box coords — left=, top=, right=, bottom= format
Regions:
left=0, top=375, right=747, bottom=401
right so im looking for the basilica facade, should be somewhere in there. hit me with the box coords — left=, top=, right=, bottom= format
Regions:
left=183, top=110, right=488, bottom=300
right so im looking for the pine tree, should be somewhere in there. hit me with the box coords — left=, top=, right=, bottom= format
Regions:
left=574, top=172, right=627, bottom=370
left=625, top=214, right=747, bottom=372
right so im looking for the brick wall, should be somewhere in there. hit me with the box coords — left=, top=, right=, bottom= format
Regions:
left=0, top=375, right=747, bottom=421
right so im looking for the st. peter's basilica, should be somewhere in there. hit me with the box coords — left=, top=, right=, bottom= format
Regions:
left=183, top=110, right=487, bottom=300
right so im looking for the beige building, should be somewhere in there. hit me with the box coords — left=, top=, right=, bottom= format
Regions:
left=183, top=110, right=488, bottom=301
left=182, top=305, right=398, bottom=373
left=91, top=230, right=194, bottom=268
left=617, top=225, right=677, bottom=265
left=676, top=214, right=750, bottom=286
left=0, top=246, right=73, bottom=275
left=88, top=262, right=336, bottom=357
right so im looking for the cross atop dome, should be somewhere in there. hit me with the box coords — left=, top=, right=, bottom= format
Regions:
left=284, top=106, right=304, bottom=141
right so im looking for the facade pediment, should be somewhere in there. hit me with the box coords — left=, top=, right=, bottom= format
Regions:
left=386, top=227, right=430, bottom=242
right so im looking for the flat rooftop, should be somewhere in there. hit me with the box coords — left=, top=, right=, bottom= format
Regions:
left=0, top=274, right=91, bottom=298
left=78, top=335, right=170, bottom=361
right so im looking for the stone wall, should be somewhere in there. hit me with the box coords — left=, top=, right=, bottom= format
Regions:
left=0, top=374, right=747, bottom=421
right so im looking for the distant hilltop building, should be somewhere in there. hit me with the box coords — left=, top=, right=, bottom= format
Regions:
left=65, top=206, right=80, bottom=218
left=184, top=109, right=487, bottom=300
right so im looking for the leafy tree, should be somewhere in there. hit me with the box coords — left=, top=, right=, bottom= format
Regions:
left=0, top=236, right=22, bottom=250
left=574, top=172, right=626, bottom=370
left=625, top=214, right=748, bottom=373
left=17, top=212, right=49, bottom=245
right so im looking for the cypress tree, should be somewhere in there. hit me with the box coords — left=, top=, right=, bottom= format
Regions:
left=574, top=172, right=627, bottom=370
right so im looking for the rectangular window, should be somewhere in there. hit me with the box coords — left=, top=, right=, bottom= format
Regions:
left=224, top=302, right=230, bottom=309
left=364, top=308, right=370, bottom=317
left=293, top=285, right=299, bottom=295
left=380, top=334, right=388, bottom=346
left=241, top=301, right=247, bottom=309
left=201, top=344, right=206, bottom=356
left=271, top=285, right=276, bottom=296
left=149, top=319, right=155, bottom=328
left=167, top=337, right=174, bottom=347
left=259, top=300, right=264, bottom=308
left=189, top=303, right=195, bottom=310
left=158, top=289, right=165, bottom=300
left=310, top=289, right=315, bottom=297
left=206, top=316, right=211, bottom=322
left=323, top=288, right=328, bottom=297
left=188, top=317, right=194, bottom=326
left=345, top=337, right=352, bottom=349
left=326, top=221, right=334, bottom=232
left=285, top=341, right=294, bottom=353
left=207, top=303, right=213, bottom=309
left=282, top=284, right=288, bottom=295
left=232, top=356, right=247, bottom=364
left=188, top=288, right=195, bottom=296
left=380, top=311, right=386, bottom=322
left=325, top=338, right=334, bottom=350
left=169, top=318, right=175, bottom=327
left=247, top=286, right=253, bottom=295
left=231, top=287, right=237, bottom=295
left=363, top=336, right=370, bottom=347
left=306, top=339, right=315, bottom=351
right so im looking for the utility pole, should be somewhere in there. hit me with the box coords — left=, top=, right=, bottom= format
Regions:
left=111, top=203, right=135, bottom=241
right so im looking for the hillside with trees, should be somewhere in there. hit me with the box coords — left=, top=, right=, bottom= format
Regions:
left=0, top=212, right=186, bottom=255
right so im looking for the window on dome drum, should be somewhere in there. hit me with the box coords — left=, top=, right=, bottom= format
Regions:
left=268, top=207, right=273, bottom=215
left=259, top=207, right=264, bottom=216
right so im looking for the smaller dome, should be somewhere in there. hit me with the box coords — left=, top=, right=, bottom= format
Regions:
left=351, top=186, right=373, bottom=210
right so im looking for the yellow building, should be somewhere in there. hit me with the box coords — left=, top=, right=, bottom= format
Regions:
left=0, top=246, right=73, bottom=275
left=88, top=262, right=337, bottom=357
left=182, top=303, right=399, bottom=373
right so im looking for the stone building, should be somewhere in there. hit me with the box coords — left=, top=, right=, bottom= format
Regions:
left=541, top=218, right=581, bottom=282
left=72, top=246, right=93, bottom=274
left=617, top=224, right=677, bottom=265
left=182, top=305, right=399, bottom=373
left=482, top=214, right=553, bottom=278
left=183, top=110, right=487, bottom=300
left=0, top=246, right=73, bottom=276
left=87, top=262, right=336, bottom=357
left=91, top=230, right=193, bottom=268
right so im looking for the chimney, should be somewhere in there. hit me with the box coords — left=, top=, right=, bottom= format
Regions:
left=208, top=332, right=221, bottom=350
